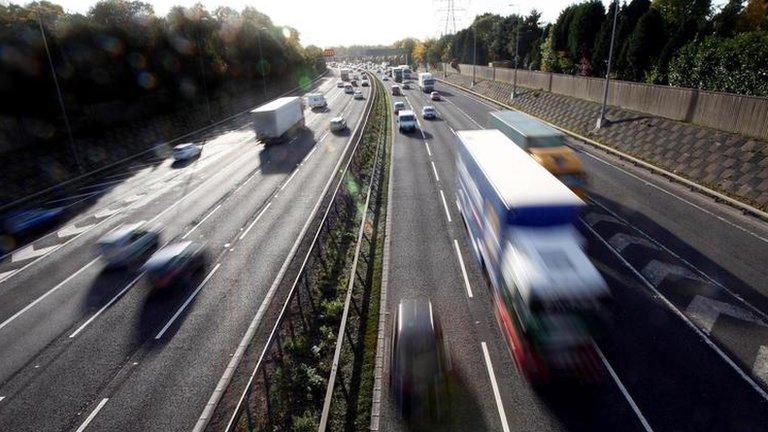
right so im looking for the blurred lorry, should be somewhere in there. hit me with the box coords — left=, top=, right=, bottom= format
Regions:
left=399, top=64, right=412, bottom=80
left=456, top=129, right=609, bottom=383
left=340, top=68, right=351, bottom=81
left=488, top=111, right=587, bottom=198
left=251, top=97, right=305, bottom=145
left=418, top=72, right=435, bottom=92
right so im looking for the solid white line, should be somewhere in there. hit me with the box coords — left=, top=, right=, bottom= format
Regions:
left=305, top=146, right=318, bottom=162
left=0, top=396, right=4, bottom=402
left=480, top=342, right=510, bottom=432
left=596, top=347, right=654, bottom=432
left=424, top=141, right=432, bottom=157
left=182, top=204, right=222, bottom=240
left=453, top=240, right=473, bottom=298
left=582, top=220, right=768, bottom=401
left=238, top=202, right=272, bottom=240
left=69, top=274, right=143, bottom=338
left=0, top=258, right=99, bottom=332
left=430, top=161, right=440, bottom=182
left=75, top=398, right=109, bottom=432
left=580, top=150, right=768, bottom=245
left=439, top=189, right=452, bottom=223
left=154, top=263, right=221, bottom=340
left=239, top=169, right=260, bottom=188
left=318, top=132, right=329, bottom=143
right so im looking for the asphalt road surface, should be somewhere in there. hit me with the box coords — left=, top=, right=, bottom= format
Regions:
left=376, top=73, right=768, bottom=432
left=0, top=70, right=373, bottom=431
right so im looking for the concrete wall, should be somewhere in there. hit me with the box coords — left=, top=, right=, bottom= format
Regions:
left=442, top=63, right=768, bottom=140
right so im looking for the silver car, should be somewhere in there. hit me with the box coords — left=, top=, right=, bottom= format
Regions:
left=330, top=116, right=347, bottom=133
left=96, top=226, right=160, bottom=269
left=172, top=143, right=202, bottom=161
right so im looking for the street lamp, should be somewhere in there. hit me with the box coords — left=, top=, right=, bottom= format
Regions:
left=510, top=4, right=521, bottom=100
left=472, top=22, right=477, bottom=87
left=256, top=27, right=269, bottom=98
left=596, top=1, right=619, bottom=129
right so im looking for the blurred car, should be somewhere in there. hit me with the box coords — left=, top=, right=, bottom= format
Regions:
left=397, top=110, right=417, bottom=133
left=391, top=85, right=402, bottom=96
left=330, top=116, right=347, bottom=133
left=421, top=106, right=437, bottom=120
left=344, top=83, right=354, bottom=94
left=382, top=75, right=389, bottom=81
left=430, top=91, right=441, bottom=101
left=1, top=206, right=65, bottom=237
left=353, top=90, right=364, bottom=100
left=361, top=79, right=370, bottom=87
left=390, top=299, right=450, bottom=423
left=393, top=101, right=406, bottom=114
left=96, top=226, right=159, bottom=269
left=402, top=81, right=411, bottom=90
left=172, top=143, right=202, bottom=161
left=336, top=81, right=344, bottom=88
left=143, top=241, right=206, bottom=289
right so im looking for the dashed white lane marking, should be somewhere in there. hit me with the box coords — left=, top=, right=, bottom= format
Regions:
left=182, top=204, right=222, bottom=240
left=685, top=295, right=766, bottom=334
left=443, top=97, right=483, bottom=128
left=453, top=240, right=473, bottom=298
left=75, top=398, right=109, bottom=432
left=439, top=190, right=452, bottom=223
left=596, top=347, right=654, bottom=432
left=155, top=263, right=221, bottom=340
left=0, top=396, right=5, bottom=402
left=583, top=212, right=620, bottom=226
left=754, top=346, right=768, bottom=387
left=93, top=207, right=122, bottom=219
left=0, top=258, right=99, bottom=332
left=239, top=203, right=272, bottom=241
left=424, top=141, right=432, bottom=156
left=608, top=232, right=659, bottom=252
left=480, top=342, right=510, bottom=432
left=642, top=259, right=700, bottom=286
left=280, top=168, right=300, bottom=191
left=69, top=274, right=144, bottom=338
left=430, top=161, right=440, bottom=182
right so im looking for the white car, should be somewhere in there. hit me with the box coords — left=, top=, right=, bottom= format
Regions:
left=330, top=116, right=347, bottom=133
left=96, top=226, right=160, bottom=269
left=306, top=92, right=327, bottom=109
left=337, top=81, right=345, bottom=88
left=354, top=90, right=364, bottom=100
left=382, top=75, right=389, bottom=81
left=361, top=79, right=370, bottom=87
left=172, top=143, right=202, bottom=161
left=393, top=101, right=406, bottom=114
left=422, top=106, right=437, bottom=119
left=397, top=110, right=417, bottom=133
left=344, top=83, right=354, bottom=94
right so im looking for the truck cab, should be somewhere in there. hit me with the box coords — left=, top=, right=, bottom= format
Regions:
left=488, top=111, right=588, bottom=198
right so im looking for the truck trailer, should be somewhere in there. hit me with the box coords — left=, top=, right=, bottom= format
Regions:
left=251, top=96, right=305, bottom=145
left=418, top=72, right=435, bottom=92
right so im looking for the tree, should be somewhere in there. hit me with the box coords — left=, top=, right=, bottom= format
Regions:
left=625, top=8, right=666, bottom=81
left=741, top=0, right=768, bottom=30
left=567, top=0, right=605, bottom=74
left=652, top=0, right=712, bottom=28
left=712, top=0, right=745, bottom=36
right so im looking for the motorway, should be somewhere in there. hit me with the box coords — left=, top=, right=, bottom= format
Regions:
left=376, top=74, right=768, bottom=431
left=0, top=70, right=372, bottom=431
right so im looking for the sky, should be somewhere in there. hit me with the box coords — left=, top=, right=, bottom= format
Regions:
left=24, top=0, right=727, bottom=48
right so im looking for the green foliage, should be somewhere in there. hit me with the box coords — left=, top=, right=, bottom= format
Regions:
left=566, top=0, right=605, bottom=63
left=625, top=8, right=667, bottom=81
left=712, top=0, right=745, bottom=36
left=668, top=30, right=768, bottom=96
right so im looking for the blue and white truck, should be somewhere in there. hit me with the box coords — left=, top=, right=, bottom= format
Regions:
left=456, top=129, right=609, bottom=383
left=418, top=72, right=435, bottom=92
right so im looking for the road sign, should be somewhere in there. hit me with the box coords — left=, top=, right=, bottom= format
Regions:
left=323, top=49, right=335, bottom=57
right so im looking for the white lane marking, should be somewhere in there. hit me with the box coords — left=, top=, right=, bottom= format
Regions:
left=57, top=223, right=95, bottom=238
left=685, top=295, right=766, bottom=333
left=233, top=169, right=261, bottom=194
left=12, top=244, right=60, bottom=263
left=0, top=396, right=4, bottom=402
left=69, top=274, right=143, bottom=338
left=480, top=342, right=510, bottom=432
left=754, top=346, right=768, bottom=386
left=281, top=168, right=300, bottom=191
left=155, top=263, right=221, bottom=340
left=609, top=232, right=659, bottom=252
left=447, top=124, right=457, bottom=135
left=596, top=347, right=654, bottom=432
left=583, top=212, right=620, bottom=227
left=456, top=198, right=461, bottom=212
left=318, top=132, right=329, bottom=143
left=0, top=258, right=99, bottom=332
left=182, top=205, right=222, bottom=240
left=430, top=161, right=440, bottom=182
left=439, top=190, right=452, bottom=223
left=424, top=141, right=432, bottom=157
left=304, top=145, right=318, bottom=162
left=453, top=240, right=473, bottom=298
left=75, top=397, right=109, bottom=432
left=94, top=207, right=122, bottom=219
left=44, top=190, right=102, bottom=205
left=590, top=198, right=768, bottom=322
left=239, top=203, right=272, bottom=241
left=642, top=260, right=701, bottom=286
left=442, top=97, right=483, bottom=128
left=581, top=151, right=768, bottom=245
left=582, top=220, right=768, bottom=401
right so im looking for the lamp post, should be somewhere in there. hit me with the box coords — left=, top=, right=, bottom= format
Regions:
left=596, top=1, right=619, bottom=129
left=472, top=22, right=477, bottom=87
left=256, top=27, right=269, bottom=98
left=38, top=12, right=82, bottom=174
left=510, top=5, right=521, bottom=100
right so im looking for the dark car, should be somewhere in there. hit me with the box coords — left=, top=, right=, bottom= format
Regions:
left=2, top=207, right=65, bottom=236
left=143, top=241, right=206, bottom=289
left=390, top=298, right=451, bottom=424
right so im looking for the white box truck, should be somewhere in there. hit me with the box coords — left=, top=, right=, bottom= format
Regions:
left=418, top=72, right=435, bottom=92
left=340, top=68, right=351, bottom=81
left=251, top=97, right=305, bottom=145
